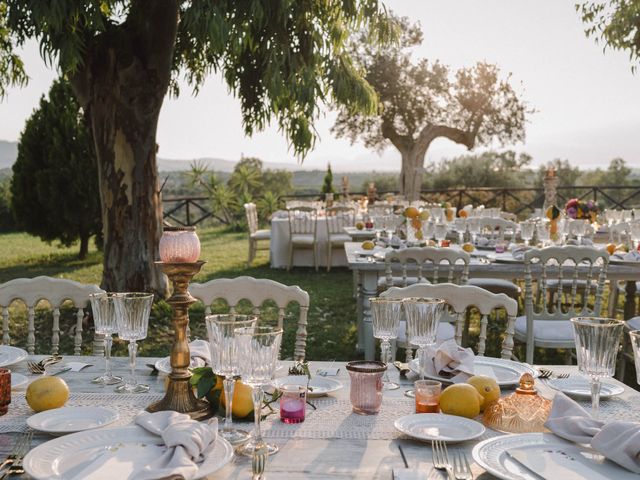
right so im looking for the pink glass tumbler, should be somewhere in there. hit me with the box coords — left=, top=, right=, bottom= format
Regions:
left=280, top=384, right=306, bottom=424
left=346, top=361, right=386, bottom=415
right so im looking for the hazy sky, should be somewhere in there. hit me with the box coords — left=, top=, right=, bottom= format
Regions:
left=1, top=0, right=639, bottom=172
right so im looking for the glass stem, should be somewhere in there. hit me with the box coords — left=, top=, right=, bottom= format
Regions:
left=104, top=335, right=113, bottom=377
left=591, top=376, right=601, bottom=419
left=251, top=386, right=264, bottom=446
left=128, top=340, right=138, bottom=388
left=223, top=377, right=235, bottom=429
left=381, top=340, right=391, bottom=383
left=418, top=347, right=425, bottom=380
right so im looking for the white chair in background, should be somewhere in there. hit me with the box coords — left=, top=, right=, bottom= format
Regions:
left=0, top=276, right=104, bottom=355
left=514, top=246, right=609, bottom=364
left=325, top=206, right=356, bottom=271
left=190, top=276, right=310, bottom=361
left=244, top=202, right=270, bottom=265
left=381, top=283, right=517, bottom=362
left=287, top=206, right=318, bottom=271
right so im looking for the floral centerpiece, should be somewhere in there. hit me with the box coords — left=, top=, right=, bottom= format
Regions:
left=565, top=198, right=599, bottom=223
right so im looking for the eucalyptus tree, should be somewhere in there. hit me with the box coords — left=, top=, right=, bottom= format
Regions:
left=332, top=17, right=529, bottom=200
left=2, top=0, right=393, bottom=294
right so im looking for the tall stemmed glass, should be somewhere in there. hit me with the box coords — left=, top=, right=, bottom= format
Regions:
left=235, top=326, right=283, bottom=457
left=467, top=218, right=481, bottom=245
left=434, top=223, right=448, bottom=246
left=571, top=317, right=624, bottom=419
left=571, top=219, right=588, bottom=245
left=519, top=221, right=535, bottom=246
left=114, top=292, right=154, bottom=394
left=536, top=221, right=550, bottom=247
left=629, top=221, right=640, bottom=250
left=206, top=314, right=257, bottom=445
left=370, top=298, right=402, bottom=390
left=402, top=298, right=446, bottom=397
left=89, top=293, right=122, bottom=385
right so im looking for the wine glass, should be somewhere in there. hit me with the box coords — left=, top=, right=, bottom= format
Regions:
left=571, top=219, right=588, bottom=244
left=434, top=223, right=448, bottom=246
left=467, top=217, right=481, bottom=245
left=402, top=298, right=445, bottom=397
left=629, top=221, right=640, bottom=250
left=519, top=221, right=535, bottom=246
left=89, top=293, right=123, bottom=385
left=114, top=292, right=154, bottom=394
left=452, top=218, right=467, bottom=244
left=206, top=314, right=258, bottom=445
left=536, top=221, right=550, bottom=246
left=571, top=317, right=624, bottom=419
left=370, top=298, right=402, bottom=390
left=235, top=326, right=283, bottom=457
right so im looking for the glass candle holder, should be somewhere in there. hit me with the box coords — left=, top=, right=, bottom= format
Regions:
left=280, top=384, right=307, bottom=424
left=159, top=227, right=200, bottom=263
left=415, top=379, right=441, bottom=413
left=346, top=361, right=386, bottom=415
left=0, top=368, right=10, bottom=415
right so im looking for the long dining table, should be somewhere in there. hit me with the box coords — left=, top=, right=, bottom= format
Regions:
left=3, top=356, right=640, bottom=479
left=344, top=242, right=640, bottom=360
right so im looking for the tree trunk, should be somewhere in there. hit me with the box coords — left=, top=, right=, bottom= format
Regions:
left=78, top=234, right=89, bottom=260
left=399, top=149, right=426, bottom=201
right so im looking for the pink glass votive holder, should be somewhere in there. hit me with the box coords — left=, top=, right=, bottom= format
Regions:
left=159, top=227, right=200, bottom=263
left=0, top=368, right=10, bottom=415
left=280, top=384, right=306, bottom=424
left=346, top=360, right=386, bottom=415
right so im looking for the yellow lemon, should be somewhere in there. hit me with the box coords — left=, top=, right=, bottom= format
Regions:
left=439, top=383, right=482, bottom=419
left=26, top=376, right=69, bottom=412
left=356, top=222, right=365, bottom=230
left=361, top=240, right=375, bottom=250
left=462, top=243, right=475, bottom=253
left=419, top=210, right=430, bottom=221
left=220, top=380, right=254, bottom=418
left=467, top=375, right=501, bottom=411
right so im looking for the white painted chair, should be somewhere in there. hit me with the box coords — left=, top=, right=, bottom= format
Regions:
left=287, top=206, right=318, bottom=271
left=325, top=206, right=356, bottom=272
left=190, top=276, right=310, bottom=361
left=380, top=247, right=469, bottom=290
left=478, top=217, right=518, bottom=242
left=244, top=202, right=270, bottom=265
left=514, top=246, right=609, bottom=364
left=381, top=283, right=517, bottom=362
left=0, top=276, right=104, bottom=355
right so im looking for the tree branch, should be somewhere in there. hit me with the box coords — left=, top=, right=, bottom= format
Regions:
left=418, top=124, right=475, bottom=150
left=381, top=118, right=412, bottom=152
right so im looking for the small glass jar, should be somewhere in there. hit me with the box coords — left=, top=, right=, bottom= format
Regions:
left=280, top=384, right=307, bottom=424
left=0, top=368, right=10, bottom=415
left=159, top=227, right=200, bottom=263
left=346, top=360, right=386, bottom=415
left=415, top=379, right=441, bottom=413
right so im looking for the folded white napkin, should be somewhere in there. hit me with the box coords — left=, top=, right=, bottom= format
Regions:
left=510, top=245, right=531, bottom=260
left=189, top=339, right=211, bottom=368
left=423, top=339, right=475, bottom=383
left=612, top=250, right=640, bottom=262
left=544, top=392, right=640, bottom=473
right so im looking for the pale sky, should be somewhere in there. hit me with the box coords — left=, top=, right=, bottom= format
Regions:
left=1, top=0, right=639, bottom=172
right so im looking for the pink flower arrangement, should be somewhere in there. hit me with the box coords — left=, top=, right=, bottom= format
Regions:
left=565, top=198, right=599, bottom=222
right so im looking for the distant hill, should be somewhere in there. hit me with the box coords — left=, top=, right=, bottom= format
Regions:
left=0, top=141, right=17, bottom=169
left=157, top=156, right=314, bottom=173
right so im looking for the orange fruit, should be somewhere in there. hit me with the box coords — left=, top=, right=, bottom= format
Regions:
left=404, top=207, right=420, bottom=219
left=459, top=210, right=468, bottom=218
left=411, top=218, right=422, bottom=230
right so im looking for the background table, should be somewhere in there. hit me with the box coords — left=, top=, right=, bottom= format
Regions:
left=3, top=357, right=640, bottom=479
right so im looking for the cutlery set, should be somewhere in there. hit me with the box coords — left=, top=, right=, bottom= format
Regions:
left=26, top=355, right=62, bottom=374
left=432, top=440, right=473, bottom=480
left=0, top=430, right=32, bottom=479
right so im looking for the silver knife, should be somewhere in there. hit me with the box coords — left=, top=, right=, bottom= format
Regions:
left=505, top=451, right=547, bottom=480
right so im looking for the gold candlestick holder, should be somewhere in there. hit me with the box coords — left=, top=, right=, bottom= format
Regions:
left=147, top=261, right=211, bottom=420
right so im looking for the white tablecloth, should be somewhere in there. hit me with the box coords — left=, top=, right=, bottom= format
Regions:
left=270, top=217, right=348, bottom=268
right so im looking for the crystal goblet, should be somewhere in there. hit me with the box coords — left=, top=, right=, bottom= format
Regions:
left=89, top=292, right=123, bottom=385
left=370, top=298, right=402, bottom=390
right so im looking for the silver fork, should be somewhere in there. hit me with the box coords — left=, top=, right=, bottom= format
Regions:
left=453, top=451, right=473, bottom=480
left=0, top=431, right=31, bottom=470
left=27, top=355, right=62, bottom=374
left=432, top=440, right=454, bottom=480
left=0, top=430, right=32, bottom=479
left=251, top=442, right=268, bottom=480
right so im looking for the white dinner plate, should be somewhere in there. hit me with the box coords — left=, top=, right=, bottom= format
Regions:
left=409, top=357, right=538, bottom=387
left=273, top=375, right=343, bottom=397
left=10, top=372, right=28, bottom=390
left=394, top=413, right=485, bottom=443
left=23, top=424, right=233, bottom=479
left=472, top=432, right=638, bottom=480
left=547, top=376, right=624, bottom=400
left=0, top=345, right=28, bottom=367
left=27, top=406, right=120, bottom=435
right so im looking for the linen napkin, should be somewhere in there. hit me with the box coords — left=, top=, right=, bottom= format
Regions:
left=423, top=339, right=475, bottom=383
left=189, top=339, right=211, bottom=368
left=544, top=392, right=640, bottom=473
left=510, top=244, right=531, bottom=261
left=612, top=250, right=640, bottom=262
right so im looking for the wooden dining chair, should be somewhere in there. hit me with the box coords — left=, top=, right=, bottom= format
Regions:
left=244, top=202, right=270, bottom=265
left=287, top=206, right=318, bottom=271
left=514, top=246, right=609, bottom=364
left=380, top=247, right=470, bottom=291
left=190, top=276, right=310, bottom=361
left=325, top=205, right=356, bottom=272
left=0, top=276, right=105, bottom=355
left=381, top=283, right=517, bottom=362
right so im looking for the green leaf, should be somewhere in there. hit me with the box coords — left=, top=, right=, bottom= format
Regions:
left=196, top=370, right=217, bottom=399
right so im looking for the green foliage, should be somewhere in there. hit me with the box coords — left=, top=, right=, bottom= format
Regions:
left=578, top=1, right=640, bottom=70
left=321, top=164, right=335, bottom=195
left=361, top=174, right=399, bottom=193
left=4, top=0, right=396, bottom=158
left=0, top=175, right=14, bottom=232
left=11, top=78, right=101, bottom=259
left=0, top=2, right=26, bottom=98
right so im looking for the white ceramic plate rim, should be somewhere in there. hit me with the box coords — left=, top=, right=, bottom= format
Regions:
left=26, top=406, right=120, bottom=434
left=10, top=372, right=28, bottom=390
left=409, top=357, right=539, bottom=386
left=0, top=345, right=28, bottom=367
left=546, top=376, right=624, bottom=399
left=394, top=413, right=485, bottom=442
left=273, top=376, right=343, bottom=397
left=23, top=424, right=233, bottom=479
